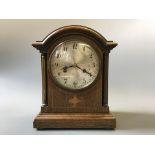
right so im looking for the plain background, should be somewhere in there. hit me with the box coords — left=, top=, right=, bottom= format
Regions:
left=0, top=19, right=155, bottom=134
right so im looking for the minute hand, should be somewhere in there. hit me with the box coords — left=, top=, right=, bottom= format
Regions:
left=76, top=65, right=92, bottom=77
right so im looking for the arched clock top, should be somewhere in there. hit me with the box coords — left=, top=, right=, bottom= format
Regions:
left=32, top=25, right=117, bottom=52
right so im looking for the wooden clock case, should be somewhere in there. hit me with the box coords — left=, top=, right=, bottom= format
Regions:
left=32, top=25, right=117, bottom=129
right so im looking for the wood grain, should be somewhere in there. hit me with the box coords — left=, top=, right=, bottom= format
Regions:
left=32, top=25, right=118, bottom=129
left=33, top=112, right=116, bottom=129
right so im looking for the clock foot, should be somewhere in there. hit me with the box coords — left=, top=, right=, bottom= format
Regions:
left=33, top=112, right=116, bottom=129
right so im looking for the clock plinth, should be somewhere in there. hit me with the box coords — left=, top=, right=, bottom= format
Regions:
left=32, top=25, right=117, bottom=129
left=33, top=112, right=116, bottom=129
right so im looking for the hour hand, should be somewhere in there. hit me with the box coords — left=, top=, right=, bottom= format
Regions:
left=62, top=65, right=74, bottom=72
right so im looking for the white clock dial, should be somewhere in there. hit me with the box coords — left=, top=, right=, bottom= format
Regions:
left=49, top=40, right=99, bottom=90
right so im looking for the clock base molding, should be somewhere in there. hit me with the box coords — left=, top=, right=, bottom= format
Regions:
left=33, top=112, right=116, bottom=129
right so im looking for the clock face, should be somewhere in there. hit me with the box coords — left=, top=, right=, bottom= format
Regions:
left=49, top=40, right=99, bottom=90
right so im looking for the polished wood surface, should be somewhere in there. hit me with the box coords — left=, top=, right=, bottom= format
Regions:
left=32, top=25, right=117, bottom=52
left=32, top=25, right=117, bottom=129
left=34, top=113, right=116, bottom=129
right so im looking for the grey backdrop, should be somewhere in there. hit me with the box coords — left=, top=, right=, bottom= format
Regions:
left=0, top=19, right=155, bottom=134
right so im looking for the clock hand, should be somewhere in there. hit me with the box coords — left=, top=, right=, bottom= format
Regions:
left=62, top=65, right=74, bottom=73
left=75, top=64, right=84, bottom=72
left=83, top=69, right=92, bottom=77
left=75, top=64, right=92, bottom=77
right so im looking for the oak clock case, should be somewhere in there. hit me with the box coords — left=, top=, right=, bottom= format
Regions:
left=32, top=25, right=117, bottom=129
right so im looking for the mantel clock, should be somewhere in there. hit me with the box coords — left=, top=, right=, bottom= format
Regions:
left=32, top=25, right=117, bottom=129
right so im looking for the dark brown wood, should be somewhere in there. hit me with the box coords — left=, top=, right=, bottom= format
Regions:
left=33, top=113, right=116, bottom=129
left=103, top=52, right=109, bottom=106
left=32, top=25, right=117, bottom=129
left=32, top=25, right=117, bottom=52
